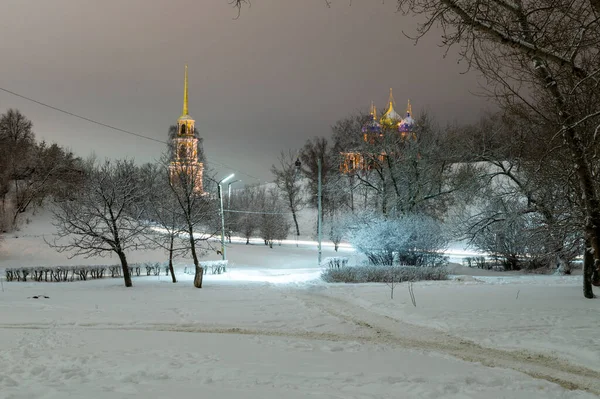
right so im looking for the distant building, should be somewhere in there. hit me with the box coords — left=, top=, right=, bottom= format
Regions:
left=341, top=88, right=415, bottom=173
left=169, top=65, right=204, bottom=193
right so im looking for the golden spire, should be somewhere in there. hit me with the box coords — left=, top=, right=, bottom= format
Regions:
left=182, top=64, right=189, bottom=117
left=388, top=88, right=395, bottom=109
left=407, top=99, right=412, bottom=116
left=381, top=87, right=401, bottom=125
left=373, top=105, right=377, bottom=119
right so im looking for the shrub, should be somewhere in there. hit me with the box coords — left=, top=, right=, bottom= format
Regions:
left=321, top=257, right=349, bottom=269
left=321, top=264, right=448, bottom=283
left=5, top=262, right=169, bottom=282
left=183, top=260, right=229, bottom=275
left=346, top=212, right=448, bottom=266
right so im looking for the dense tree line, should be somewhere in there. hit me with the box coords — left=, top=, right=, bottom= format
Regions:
left=0, top=109, right=82, bottom=235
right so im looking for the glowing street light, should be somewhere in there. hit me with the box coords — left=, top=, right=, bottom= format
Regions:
left=218, top=173, right=235, bottom=261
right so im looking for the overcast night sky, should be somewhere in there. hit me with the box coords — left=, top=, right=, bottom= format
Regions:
left=0, top=0, right=489, bottom=184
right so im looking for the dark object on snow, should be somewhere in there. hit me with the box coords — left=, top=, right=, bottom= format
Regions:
left=28, top=295, right=50, bottom=299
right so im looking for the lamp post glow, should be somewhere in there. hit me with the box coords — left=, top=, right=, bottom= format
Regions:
left=218, top=173, right=235, bottom=261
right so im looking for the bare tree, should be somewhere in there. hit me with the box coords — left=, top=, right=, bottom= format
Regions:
left=326, top=211, right=346, bottom=252
left=165, top=156, right=219, bottom=288
left=300, top=137, right=339, bottom=232
left=140, top=163, right=185, bottom=283
left=457, top=113, right=582, bottom=273
left=48, top=159, right=149, bottom=287
left=230, top=184, right=261, bottom=244
left=0, top=110, right=82, bottom=228
left=271, top=150, right=304, bottom=236
left=256, top=186, right=290, bottom=248
left=0, top=109, right=35, bottom=227
left=12, top=142, right=82, bottom=225
left=333, top=111, right=476, bottom=218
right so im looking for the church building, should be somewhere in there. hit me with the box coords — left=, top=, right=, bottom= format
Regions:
left=169, top=65, right=204, bottom=193
left=341, top=88, right=415, bottom=173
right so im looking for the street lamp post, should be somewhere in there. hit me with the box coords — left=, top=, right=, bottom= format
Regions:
left=317, top=158, right=323, bottom=265
left=218, top=173, right=235, bottom=261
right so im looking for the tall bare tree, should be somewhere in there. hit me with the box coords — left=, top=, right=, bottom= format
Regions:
left=164, top=157, right=219, bottom=288
left=139, top=163, right=185, bottom=283
left=271, top=150, right=304, bottom=236
left=0, top=109, right=35, bottom=226
left=48, top=159, right=149, bottom=287
left=256, top=186, right=290, bottom=247
left=230, top=184, right=261, bottom=244
left=300, top=137, right=339, bottom=232
left=0, top=110, right=82, bottom=227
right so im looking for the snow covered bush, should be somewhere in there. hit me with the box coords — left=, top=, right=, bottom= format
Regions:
left=346, top=212, right=448, bottom=267
left=201, top=260, right=228, bottom=274
left=321, top=265, right=448, bottom=283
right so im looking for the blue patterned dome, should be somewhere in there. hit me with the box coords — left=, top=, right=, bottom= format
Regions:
left=398, top=113, right=414, bottom=133
left=398, top=100, right=415, bottom=133
left=362, top=116, right=382, bottom=133
left=362, top=102, right=382, bottom=134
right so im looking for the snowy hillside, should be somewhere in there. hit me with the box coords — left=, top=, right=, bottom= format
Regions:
left=1, top=208, right=599, bottom=398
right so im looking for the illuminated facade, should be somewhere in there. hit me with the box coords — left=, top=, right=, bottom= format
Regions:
left=169, top=65, right=204, bottom=193
left=341, top=88, right=415, bottom=173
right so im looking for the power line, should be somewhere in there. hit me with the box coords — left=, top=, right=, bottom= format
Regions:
left=0, top=86, right=267, bottom=183
left=0, top=87, right=167, bottom=145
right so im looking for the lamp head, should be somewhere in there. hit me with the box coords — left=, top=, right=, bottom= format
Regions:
left=220, top=173, right=235, bottom=184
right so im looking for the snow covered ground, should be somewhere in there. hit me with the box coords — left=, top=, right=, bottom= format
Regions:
left=1, top=212, right=599, bottom=398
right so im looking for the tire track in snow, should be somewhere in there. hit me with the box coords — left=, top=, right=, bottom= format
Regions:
left=0, top=321, right=373, bottom=343
left=289, top=288, right=600, bottom=395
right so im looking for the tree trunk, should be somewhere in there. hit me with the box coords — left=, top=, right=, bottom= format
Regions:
left=193, top=264, right=203, bottom=288
left=168, top=236, right=177, bottom=283
left=349, top=175, right=354, bottom=213
left=291, top=208, right=300, bottom=237
left=381, top=178, right=387, bottom=215
left=117, top=250, right=132, bottom=287
left=189, top=227, right=203, bottom=288
left=583, top=243, right=595, bottom=299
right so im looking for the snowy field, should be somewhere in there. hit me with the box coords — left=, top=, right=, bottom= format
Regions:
left=1, top=213, right=599, bottom=398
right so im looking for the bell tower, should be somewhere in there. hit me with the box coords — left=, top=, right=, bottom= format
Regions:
left=170, top=65, right=204, bottom=193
